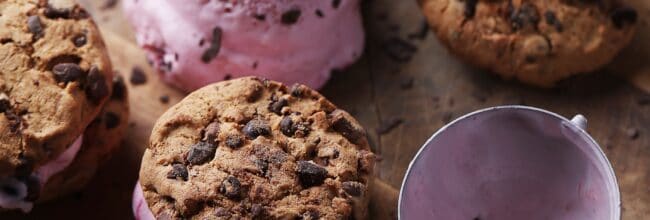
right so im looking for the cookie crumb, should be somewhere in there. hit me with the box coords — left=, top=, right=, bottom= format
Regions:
left=159, top=95, right=170, bottom=104
left=130, top=66, right=147, bottom=85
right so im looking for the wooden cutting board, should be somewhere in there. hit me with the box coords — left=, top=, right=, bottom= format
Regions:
left=5, top=0, right=650, bottom=219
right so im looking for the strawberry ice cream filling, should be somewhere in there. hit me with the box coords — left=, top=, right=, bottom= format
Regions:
left=132, top=181, right=155, bottom=220
left=0, top=135, right=83, bottom=212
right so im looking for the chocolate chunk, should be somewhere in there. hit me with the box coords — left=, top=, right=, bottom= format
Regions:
left=27, top=16, right=44, bottom=40
left=510, top=3, right=540, bottom=31
left=611, top=6, right=637, bottom=29
left=251, top=204, right=264, bottom=217
left=383, top=37, right=417, bottom=62
left=544, top=11, right=563, bottom=32
left=280, top=116, right=295, bottom=137
left=219, top=176, right=241, bottom=199
left=166, top=164, right=188, bottom=181
left=243, top=118, right=271, bottom=139
left=73, top=34, right=87, bottom=47
left=376, top=118, right=403, bottom=135
left=159, top=95, right=169, bottom=104
left=130, top=66, right=147, bottom=85
left=341, top=181, right=364, bottom=197
left=52, top=63, right=83, bottom=83
left=186, top=141, right=217, bottom=165
left=104, top=112, right=120, bottom=129
left=332, top=0, right=341, bottom=9
left=225, top=134, right=244, bottom=148
left=268, top=97, right=288, bottom=115
left=281, top=9, right=301, bottom=25
left=330, top=111, right=364, bottom=144
left=44, top=5, right=71, bottom=19
left=214, top=207, right=231, bottom=217
left=464, top=0, right=478, bottom=18
left=0, top=94, right=10, bottom=113
left=201, top=27, right=222, bottom=63
left=296, top=161, right=328, bottom=187
left=202, top=122, right=220, bottom=143
left=182, top=198, right=203, bottom=217
left=111, top=75, right=126, bottom=100
left=85, top=66, right=109, bottom=104
left=24, top=175, right=40, bottom=201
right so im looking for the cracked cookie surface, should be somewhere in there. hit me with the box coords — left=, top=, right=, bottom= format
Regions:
left=0, top=0, right=112, bottom=200
left=140, top=77, right=375, bottom=219
left=419, top=0, right=637, bottom=87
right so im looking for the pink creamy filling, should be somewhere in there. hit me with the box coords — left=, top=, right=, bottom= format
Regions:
left=0, top=135, right=83, bottom=212
left=132, top=181, right=155, bottom=220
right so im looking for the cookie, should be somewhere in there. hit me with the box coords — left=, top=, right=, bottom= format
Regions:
left=0, top=0, right=121, bottom=212
left=419, top=0, right=637, bottom=87
left=136, top=77, right=375, bottom=219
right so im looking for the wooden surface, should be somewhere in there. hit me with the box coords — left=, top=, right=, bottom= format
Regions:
left=6, top=0, right=650, bottom=219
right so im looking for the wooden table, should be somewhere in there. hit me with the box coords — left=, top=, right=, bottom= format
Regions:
left=5, top=0, right=649, bottom=219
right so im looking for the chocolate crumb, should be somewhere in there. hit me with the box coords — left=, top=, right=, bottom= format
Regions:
left=201, top=27, right=222, bottom=63
left=281, top=9, right=301, bottom=25
left=315, top=9, right=324, bottom=18
left=332, top=0, right=341, bottom=9
left=130, top=66, right=147, bottom=85
left=159, top=95, right=170, bottom=104
left=166, top=164, right=188, bottom=181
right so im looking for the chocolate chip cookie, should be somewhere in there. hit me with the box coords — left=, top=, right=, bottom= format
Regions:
left=420, top=0, right=637, bottom=87
left=137, top=77, right=375, bottom=219
left=0, top=0, right=124, bottom=211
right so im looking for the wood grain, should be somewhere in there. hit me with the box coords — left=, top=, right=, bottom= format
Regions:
left=4, top=0, right=649, bottom=219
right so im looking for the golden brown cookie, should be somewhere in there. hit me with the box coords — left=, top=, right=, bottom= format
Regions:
left=419, top=0, right=637, bottom=87
left=0, top=0, right=124, bottom=212
left=139, top=77, right=375, bottom=219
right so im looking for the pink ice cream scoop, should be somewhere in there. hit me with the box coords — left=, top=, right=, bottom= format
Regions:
left=122, top=0, right=365, bottom=91
left=400, top=106, right=620, bottom=220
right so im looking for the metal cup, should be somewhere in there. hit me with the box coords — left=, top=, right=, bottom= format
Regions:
left=399, top=106, right=620, bottom=220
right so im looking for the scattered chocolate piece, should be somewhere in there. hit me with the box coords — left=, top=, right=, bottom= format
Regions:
left=611, top=6, right=637, bottom=29
left=186, top=141, right=217, bottom=165
left=626, top=128, right=639, bottom=140
left=130, top=66, right=147, bottom=85
left=341, top=181, right=364, bottom=197
left=73, top=34, right=87, bottom=47
left=201, top=27, right=223, bottom=63
left=52, top=63, right=83, bottom=83
left=166, top=164, right=188, bottom=181
left=159, top=95, right=169, bottom=104
left=111, top=75, right=127, bottom=100
left=332, top=0, right=341, bottom=9
left=104, top=112, right=120, bottom=129
left=268, top=97, right=288, bottom=115
left=100, top=0, right=118, bottom=10
left=0, top=93, right=10, bottom=113
left=280, top=116, right=295, bottom=136
left=330, top=111, right=364, bottom=144
left=302, top=210, right=320, bottom=220
left=243, top=118, right=271, bottom=139
left=85, top=66, right=109, bottom=104
left=408, top=21, right=430, bottom=40
left=510, top=3, right=540, bottom=31
left=27, top=16, right=44, bottom=40
left=544, top=11, right=563, bottom=32
left=225, top=134, right=244, bottom=148
left=281, top=9, right=301, bottom=25
left=464, top=0, right=478, bottom=18
left=383, top=37, right=417, bottom=62
left=315, top=9, right=324, bottom=18
left=296, top=161, right=328, bottom=187
left=219, top=176, right=241, bottom=199
left=203, top=122, right=220, bottom=143
left=376, top=118, right=403, bottom=135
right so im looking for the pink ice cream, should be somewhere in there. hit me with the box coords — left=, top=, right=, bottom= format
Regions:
left=0, top=135, right=83, bottom=212
left=133, top=182, right=155, bottom=220
left=123, top=0, right=365, bottom=91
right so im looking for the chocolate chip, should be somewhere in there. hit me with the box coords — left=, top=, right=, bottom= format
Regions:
left=203, top=122, right=220, bottom=143
left=219, top=176, right=241, bottom=199
left=544, top=11, right=563, bottom=32
left=510, top=3, right=540, bottom=31
left=280, top=117, right=295, bottom=137
left=611, top=6, right=637, bottom=29
left=342, top=181, right=364, bottom=197
left=130, top=66, right=147, bottom=85
left=111, top=75, right=126, bottom=100
left=251, top=204, right=265, bottom=217
left=27, top=16, right=44, bottom=40
left=201, top=27, right=222, bottom=63
left=166, top=164, right=188, bottom=181
left=159, top=95, right=169, bottom=104
left=214, top=207, right=231, bottom=217
left=464, top=0, right=478, bottom=18
left=281, top=9, right=301, bottom=25
left=296, top=161, right=328, bottom=187
left=186, top=141, right=217, bottom=165
left=182, top=198, right=203, bottom=217
left=24, top=176, right=40, bottom=201
left=85, top=66, right=109, bottom=104
left=73, top=34, right=87, bottom=47
left=376, top=118, right=403, bottom=135
left=383, top=37, right=417, bottom=62
left=330, top=111, right=364, bottom=144
left=332, top=0, right=341, bottom=9
left=225, top=134, right=244, bottom=148
left=243, top=118, right=271, bottom=139
left=44, top=5, right=71, bottom=19
left=52, top=63, right=83, bottom=83
left=0, top=94, right=10, bottom=113
left=268, top=98, right=288, bottom=115
left=302, top=210, right=320, bottom=220
left=104, top=112, right=120, bottom=129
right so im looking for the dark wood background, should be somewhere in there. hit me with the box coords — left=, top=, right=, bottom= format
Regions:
left=5, top=0, right=649, bottom=219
